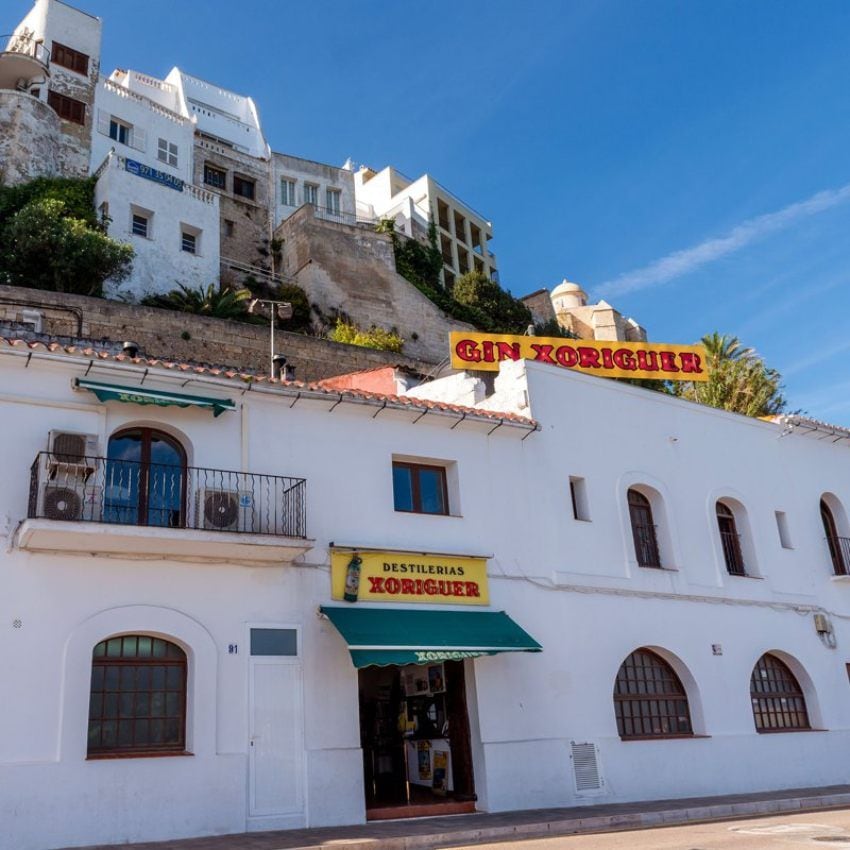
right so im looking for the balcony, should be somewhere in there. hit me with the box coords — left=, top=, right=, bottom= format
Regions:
left=0, top=34, right=50, bottom=92
left=17, top=452, right=312, bottom=564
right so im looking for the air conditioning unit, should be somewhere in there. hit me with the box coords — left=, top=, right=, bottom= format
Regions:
left=47, top=431, right=99, bottom=468
left=37, top=480, right=92, bottom=522
left=195, top=488, right=255, bottom=532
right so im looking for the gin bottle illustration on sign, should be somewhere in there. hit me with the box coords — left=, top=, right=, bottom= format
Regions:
left=343, top=554, right=363, bottom=602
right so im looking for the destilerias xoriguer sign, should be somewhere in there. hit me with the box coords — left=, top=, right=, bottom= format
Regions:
left=332, top=550, right=489, bottom=605
left=449, top=332, right=709, bottom=381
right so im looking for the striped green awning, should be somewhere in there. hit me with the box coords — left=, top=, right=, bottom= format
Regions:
left=321, top=606, right=542, bottom=668
left=75, top=378, right=235, bottom=417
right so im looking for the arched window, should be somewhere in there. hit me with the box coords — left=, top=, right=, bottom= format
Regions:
left=88, top=635, right=187, bottom=756
left=628, top=489, right=661, bottom=568
left=105, top=428, right=186, bottom=527
left=613, top=649, right=693, bottom=738
left=716, top=502, right=746, bottom=575
left=821, top=499, right=848, bottom=576
left=750, top=653, right=810, bottom=732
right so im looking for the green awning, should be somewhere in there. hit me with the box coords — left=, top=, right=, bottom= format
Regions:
left=75, top=378, right=235, bottom=417
left=320, top=606, right=542, bottom=668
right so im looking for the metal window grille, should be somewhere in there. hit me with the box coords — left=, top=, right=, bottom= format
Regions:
left=131, top=215, right=148, bottom=238
left=717, top=503, right=746, bottom=575
left=88, top=635, right=186, bottom=756
left=613, top=649, right=693, bottom=738
left=750, top=654, right=810, bottom=732
left=628, top=489, right=661, bottom=567
left=181, top=232, right=196, bottom=254
left=203, top=165, right=226, bottom=189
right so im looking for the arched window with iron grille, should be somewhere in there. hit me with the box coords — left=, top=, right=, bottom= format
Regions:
left=613, top=648, right=693, bottom=739
left=627, top=489, right=661, bottom=568
left=87, top=635, right=188, bottom=756
left=750, top=653, right=810, bottom=733
left=716, top=501, right=746, bottom=576
left=821, top=499, right=848, bottom=576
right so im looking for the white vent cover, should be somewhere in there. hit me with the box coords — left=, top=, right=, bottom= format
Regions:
left=571, top=741, right=603, bottom=793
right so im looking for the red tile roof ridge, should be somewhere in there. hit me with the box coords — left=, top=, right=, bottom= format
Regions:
left=0, top=335, right=537, bottom=428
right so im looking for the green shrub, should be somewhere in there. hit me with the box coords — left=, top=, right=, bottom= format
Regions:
left=328, top=318, right=404, bottom=353
left=0, top=198, right=133, bottom=296
left=453, top=270, right=532, bottom=333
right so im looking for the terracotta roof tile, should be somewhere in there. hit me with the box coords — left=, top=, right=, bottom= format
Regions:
left=0, top=336, right=537, bottom=429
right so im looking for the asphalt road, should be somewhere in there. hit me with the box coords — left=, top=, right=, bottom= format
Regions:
left=445, top=809, right=850, bottom=850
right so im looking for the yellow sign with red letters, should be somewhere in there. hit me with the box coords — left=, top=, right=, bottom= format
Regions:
left=449, top=332, right=709, bottom=381
left=331, top=550, right=489, bottom=606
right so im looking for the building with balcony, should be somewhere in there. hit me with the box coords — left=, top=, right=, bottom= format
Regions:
left=3, top=325, right=850, bottom=850
left=354, top=165, right=497, bottom=289
left=0, top=0, right=101, bottom=184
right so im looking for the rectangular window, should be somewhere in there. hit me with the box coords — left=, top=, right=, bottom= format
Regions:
left=109, top=118, right=131, bottom=146
left=392, top=461, right=448, bottom=515
left=224, top=219, right=234, bottom=237
left=157, top=138, right=178, bottom=167
left=775, top=511, right=793, bottom=549
left=181, top=231, right=196, bottom=254
left=233, top=174, right=255, bottom=200
left=132, top=213, right=149, bottom=238
left=304, top=183, right=318, bottom=206
left=281, top=178, right=296, bottom=206
left=47, top=90, right=86, bottom=125
left=326, top=188, right=341, bottom=216
left=51, top=41, right=89, bottom=76
left=569, top=476, right=590, bottom=521
left=250, top=628, right=297, bottom=657
left=203, top=164, right=226, bottom=190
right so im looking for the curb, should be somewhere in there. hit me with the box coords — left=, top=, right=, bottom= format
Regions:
left=283, top=792, right=850, bottom=850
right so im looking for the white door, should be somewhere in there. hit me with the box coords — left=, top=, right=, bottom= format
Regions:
left=249, top=658, right=304, bottom=817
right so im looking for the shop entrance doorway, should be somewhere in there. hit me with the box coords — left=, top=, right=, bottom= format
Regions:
left=359, top=659, right=476, bottom=819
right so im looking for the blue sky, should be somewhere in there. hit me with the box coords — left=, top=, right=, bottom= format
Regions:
left=15, top=0, right=850, bottom=423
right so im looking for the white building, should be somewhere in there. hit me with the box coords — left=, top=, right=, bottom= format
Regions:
left=273, top=152, right=356, bottom=228
left=0, top=0, right=101, bottom=183
left=91, top=69, right=220, bottom=301
left=2, top=330, right=850, bottom=850
left=354, top=165, right=497, bottom=289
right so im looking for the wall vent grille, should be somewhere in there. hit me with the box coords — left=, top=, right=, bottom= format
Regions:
left=571, top=741, right=602, bottom=792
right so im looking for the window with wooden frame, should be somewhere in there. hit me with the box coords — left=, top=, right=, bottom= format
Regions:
left=88, top=635, right=187, bottom=757
left=627, top=489, right=661, bottom=567
left=750, top=653, right=810, bottom=732
left=51, top=41, right=89, bottom=75
left=614, top=648, right=693, bottom=739
left=233, top=174, right=256, bottom=200
left=716, top=502, right=746, bottom=575
left=392, top=461, right=449, bottom=516
left=47, top=90, right=86, bottom=125
left=104, top=428, right=187, bottom=528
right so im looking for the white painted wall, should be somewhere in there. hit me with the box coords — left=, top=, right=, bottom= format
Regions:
left=2, top=348, right=850, bottom=850
left=167, top=67, right=268, bottom=159
left=94, top=151, right=220, bottom=300
left=91, top=75, right=195, bottom=182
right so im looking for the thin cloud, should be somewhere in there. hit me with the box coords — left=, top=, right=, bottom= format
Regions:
left=596, top=183, right=850, bottom=298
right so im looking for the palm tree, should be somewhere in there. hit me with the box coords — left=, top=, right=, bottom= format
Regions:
left=674, top=332, right=786, bottom=417
left=142, top=283, right=253, bottom=320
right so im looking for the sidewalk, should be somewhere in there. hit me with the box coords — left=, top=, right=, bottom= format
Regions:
left=64, top=784, right=850, bottom=850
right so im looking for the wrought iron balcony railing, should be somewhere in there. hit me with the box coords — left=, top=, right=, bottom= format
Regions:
left=826, top=535, right=850, bottom=577
left=28, top=452, right=307, bottom=538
